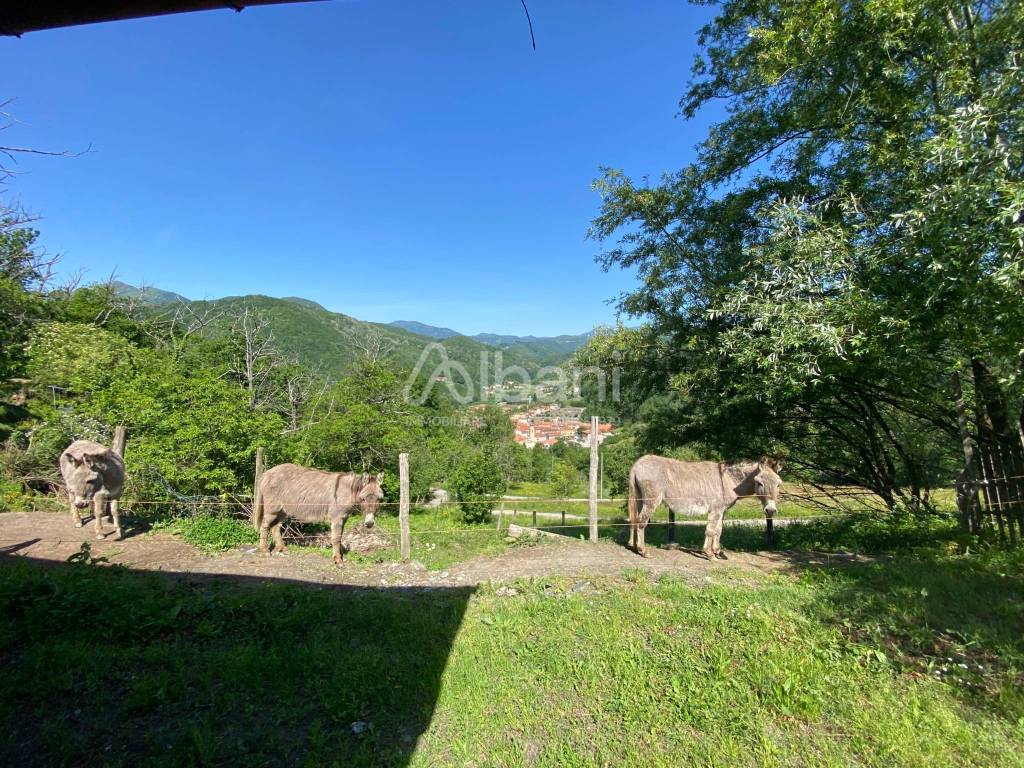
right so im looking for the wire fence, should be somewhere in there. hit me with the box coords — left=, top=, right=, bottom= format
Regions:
left=11, top=442, right=1020, bottom=557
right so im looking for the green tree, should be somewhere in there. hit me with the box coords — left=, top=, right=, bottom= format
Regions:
left=0, top=223, right=49, bottom=380
left=530, top=445, right=553, bottom=482
left=449, top=451, right=506, bottom=524
left=589, top=0, right=1023, bottom=516
left=83, top=349, right=285, bottom=497
left=26, top=322, right=136, bottom=395
left=550, top=460, right=581, bottom=499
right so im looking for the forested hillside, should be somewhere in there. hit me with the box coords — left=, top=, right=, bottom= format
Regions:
left=119, top=287, right=547, bottom=385
left=0, top=241, right=545, bottom=507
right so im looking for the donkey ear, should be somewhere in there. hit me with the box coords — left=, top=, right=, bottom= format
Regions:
left=763, top=457, right=781, bottom=471
left=376, top=472, right=385, bottom=484
left=64, top=443, right=87, bottom=462
left=360, top=472, right=370, bottom=485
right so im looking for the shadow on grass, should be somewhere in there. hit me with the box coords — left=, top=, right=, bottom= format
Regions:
left=541, top=511, right=964, bottom=556
left=541, top=514, right=1024, bottom=717
left=800, top=550, right=1024, bottom=719
left=0, top=554, right=474, bottom=767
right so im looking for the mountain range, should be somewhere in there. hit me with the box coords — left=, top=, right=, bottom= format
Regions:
left=387, top=321, right=592, bottom=365
left=112, top=283, right=593, bottom=390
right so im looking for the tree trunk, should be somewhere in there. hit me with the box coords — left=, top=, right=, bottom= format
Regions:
left=951, top=369, right=981, bottom=533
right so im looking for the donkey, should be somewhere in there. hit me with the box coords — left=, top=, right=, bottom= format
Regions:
left=59, top=439, right=126, bottom=540
left=627, top=455, right=783, bottom=560
left=254, top=463, right=384, bottom=564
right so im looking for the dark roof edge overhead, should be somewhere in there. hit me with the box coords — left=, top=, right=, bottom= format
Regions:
left=2, top=1, right=325, bottom=37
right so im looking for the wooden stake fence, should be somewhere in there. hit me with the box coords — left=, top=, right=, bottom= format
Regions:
left=112, top=425, right=127, bottom=458
left=589, top=415, right=599, bottom=543
left=399, top=452, right=410, bottom=561
left=252, top=447, right=265, bottom=529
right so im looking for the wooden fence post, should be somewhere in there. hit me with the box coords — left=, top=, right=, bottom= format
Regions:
left=252, top=447, right=265, bottom=529
left=589, top=415, right=599, bottom=543
left=399, top=453, right=410, bottom=561
left=112, top=425, right=127, bottom=457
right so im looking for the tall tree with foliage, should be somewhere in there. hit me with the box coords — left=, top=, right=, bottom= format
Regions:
left=589, top=0, right=1023, bottom=528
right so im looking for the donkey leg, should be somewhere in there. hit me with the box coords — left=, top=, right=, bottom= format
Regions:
left=110, top=499, right=122, bottom=540
left=331, top=516, right=347, bottom=565
left=272, top=520, right=287, bottom=554
left=703, top=508, right=721, bottom=560
left=69, top=497, right=83, bottom=528
left=713, top=511, right=728, bottom=559
left=259, top=512, right=274, bottom=554
left=93, top=497, right=107, bottom=539
left=636, top=502, right=653, bottom=557
left=706, top=507, right=726, bottom=560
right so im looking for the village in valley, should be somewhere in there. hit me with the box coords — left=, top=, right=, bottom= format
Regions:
left=510, top=405, right=614, bottom=449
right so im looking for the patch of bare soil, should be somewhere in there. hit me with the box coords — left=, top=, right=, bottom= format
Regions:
left=0, top=511, right=864, bottom=588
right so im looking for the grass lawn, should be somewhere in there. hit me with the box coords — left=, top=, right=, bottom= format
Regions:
left=156, top=506, right=520, bottom=571
left=506, top=480, right=871, bottom=521
left=0, top=546, right=1022, bottom=766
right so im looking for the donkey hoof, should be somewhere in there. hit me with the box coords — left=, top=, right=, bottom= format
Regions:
left=715, top=551, right=729, bottom=561
left=703, top=550, right=715, bottom=561
left=333, top=555, right=344, bottom=566
left=95, top=533, right=107, bottom=540
left=73, top=521, right=84, bottom=528
left=113, top=531, right=123, bottom=541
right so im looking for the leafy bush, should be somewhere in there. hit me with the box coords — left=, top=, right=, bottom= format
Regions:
left=550, top=460, right=581, bottom=498
left=0, top=480, right=31, bottom=511
left=157, top=514, right=258, bottom=551
left=449, top=452, right=506, bottom=523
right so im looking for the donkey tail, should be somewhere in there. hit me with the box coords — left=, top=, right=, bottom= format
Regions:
left=253, top=485, right=264, bottom=531
left=627, top=466, right=639, bottom=529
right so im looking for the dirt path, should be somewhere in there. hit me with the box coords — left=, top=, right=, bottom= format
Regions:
left=0, top=511, right=851, bottom=588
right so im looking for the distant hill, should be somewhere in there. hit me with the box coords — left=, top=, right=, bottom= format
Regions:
left=282, top=297, right=328, bottom=312
left=389, top=323, right=594, bottom=365
left=471, top=332, right=594, bottom=365
left=112, top=284, right=556, bottom=397
left=389, top=320, right=460, bottom=340
left=110, top=280, right=189, bottom=305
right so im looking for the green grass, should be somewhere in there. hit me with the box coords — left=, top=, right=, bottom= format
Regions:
left=536, top=510, right=971, bottom=557
left=1, top=548, right=1022, bottom=766
left=153, top=514, right=259, bottom=551
left=155, top=506, right=525, bottom=571
left=505, top=481, right=850, bottom=520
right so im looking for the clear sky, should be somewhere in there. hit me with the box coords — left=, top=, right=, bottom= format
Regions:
left=1, top=0, right=719, bottom=336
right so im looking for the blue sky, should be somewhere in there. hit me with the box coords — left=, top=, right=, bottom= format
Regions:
left=1, top=0, right=719, bottom=336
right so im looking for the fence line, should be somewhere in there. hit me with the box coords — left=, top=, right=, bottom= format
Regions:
left=55, top=490, right=885, bottom=509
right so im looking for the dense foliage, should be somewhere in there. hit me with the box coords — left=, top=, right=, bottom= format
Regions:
left=580, top=0, right=1024, bottom=528
left=0, top=227, right=541, bottom=507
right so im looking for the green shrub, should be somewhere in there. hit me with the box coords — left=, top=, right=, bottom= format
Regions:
left=157, top=514, right=257, bottom=551
left=449, top=452, right=506, bottom=524
left=0, top=480, right=31, bottom=512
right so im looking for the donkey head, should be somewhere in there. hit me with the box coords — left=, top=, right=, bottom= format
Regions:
left=61, top=448, right=105, bottom=509
left=754, top=457, right=784, bottom=517
left=357, top=472, right=385, bottom=528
